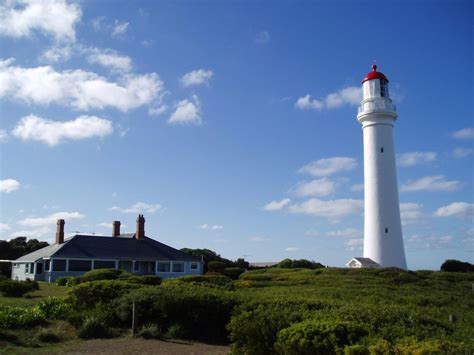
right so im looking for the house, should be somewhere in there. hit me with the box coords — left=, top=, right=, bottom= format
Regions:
left=346, top=257, right=380, bottom=269
left=11, top=215, right=203, bottom=282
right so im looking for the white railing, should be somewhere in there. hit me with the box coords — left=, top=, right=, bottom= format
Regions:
left=358, top=101, right=396, bottom=114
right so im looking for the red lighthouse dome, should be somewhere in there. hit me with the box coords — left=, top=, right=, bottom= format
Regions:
left=362, top=64, right=388, bottom=83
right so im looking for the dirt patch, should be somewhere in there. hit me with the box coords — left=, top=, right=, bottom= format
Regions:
left=62, top=337, right=230, bottom=355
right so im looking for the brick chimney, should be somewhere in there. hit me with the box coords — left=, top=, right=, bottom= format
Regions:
left=136, top=214, right=145, bottom=240
left=56, top=219, right=65, bottom=244
left=112, top=221, right=121, bottom=237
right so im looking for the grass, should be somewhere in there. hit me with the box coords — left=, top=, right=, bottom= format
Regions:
left=0, top=282, right=69, bottom=308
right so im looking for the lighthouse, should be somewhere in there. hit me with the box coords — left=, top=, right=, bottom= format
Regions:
left=357, top=64, right=407, bottom=269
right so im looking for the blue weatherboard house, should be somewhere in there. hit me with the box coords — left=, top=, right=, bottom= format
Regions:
left=11, top=215, right=203, bottom=282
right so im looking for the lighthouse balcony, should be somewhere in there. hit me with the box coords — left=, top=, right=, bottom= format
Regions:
left=358, top=100, right=396, bottom=115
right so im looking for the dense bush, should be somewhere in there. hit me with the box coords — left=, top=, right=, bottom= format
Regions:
left=77, top=315, right=110, bottom=339
left=122, top=275, right=162, bottom=286
left=138, top=323, right=162, bottom=339
left=56, top=276, right=74, bottom=286
left=78, top=268, right=124, bottom=282
left=36, top=297, right=71, bottom=319
left=441, top=259, right=474, bottom=272
left=36, top=328, right=61, bottom=343
left=177, top=274, right=232, bottom=286
left=277, top=258, right=324, bottom=269
left=67, top=280, right=142, bottom=309
left=274, top=320, right=368, bottom=354
left=207, top=261, right=228, bottom=273
left=228, top=301, right=326, bottom=355
left=0, top=279, right=39, bottom=297
left=114, top=284, right=237, bottom=342
left=0, top=306, right=46, bottom=328
left=223, top=267, right=245, bottom=280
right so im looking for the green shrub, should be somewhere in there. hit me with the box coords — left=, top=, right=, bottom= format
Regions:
left=36, top=297, right=71, bottom=319
left=36, top=328, right=61, bottom=343
left=138, top=323, right=162, bottom=339
left=77, top=315, right=109, bottom=339
left=0, top=279, right=38, bottom=297
left=239, top=273, right=273, bottom=281
left=79, top=268, right=123, bottom=282
left=178, top=274, right=232, bottom=286
left=123, top=275, right=162, bottom=286
left=56, top=276, right=74, bottom=286
left=67, top=280, right=142, bottom=309
left=0, top=306, right=46, bottom=328
left=440, top=259, right=474, bottom=272
left=208, top=261, right=228, bottom=273
left=394, top=339, right=469, bottom=354
left=223, top=267, right=245, bottom=280
left=165, top=323, right=185, bottom=339
left=66, top=277, right=81, bottom=287
left=115, top=284, right=237, bottom=342
left=344, top=344, right=369, bottom=355
left=228, top=301, right=318, bottom=355
left=274, top=320, right=368, bottom=354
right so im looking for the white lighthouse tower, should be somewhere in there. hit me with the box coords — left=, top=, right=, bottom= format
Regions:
left=357, top=64, right=407, bottom=269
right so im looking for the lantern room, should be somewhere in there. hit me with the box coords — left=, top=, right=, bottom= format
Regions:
left=362, top=64, right=390, bottom=100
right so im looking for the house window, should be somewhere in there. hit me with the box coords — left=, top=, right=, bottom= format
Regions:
left=52, top=259, right=66, bottom=272
left=94, top=260, right=116, bottom=269
left=157, top=262, right=170, bottom=272
left=119, top=261, right=132, bottom=272
left=172, top=262, right=184, bottom=273
left=36, top=263, right=43, bottom=274
left=69, top=259, right=92, bottom=272
left=44, top=260, right=50, bottom=271
left=25, top=263, right=30, bottom=274
left=25, top=263, right=34, bottom=274
left=190, top=262, right=199, bottom=270
left=134, top=262, right=140, bottom=272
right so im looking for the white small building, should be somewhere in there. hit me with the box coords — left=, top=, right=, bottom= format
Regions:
left=346, top=257, right=380, bottom=269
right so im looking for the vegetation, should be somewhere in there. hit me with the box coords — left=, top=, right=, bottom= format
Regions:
left=441, top=259, right=474, bottom=272
left=276, top=258, right=325, bottom=269
left=0, top=279, right=39, bottom=297
left=0, top=258, right=473, bottom=354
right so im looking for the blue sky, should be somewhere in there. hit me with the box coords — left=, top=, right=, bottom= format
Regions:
left=0, top=0, right=472, bottom=270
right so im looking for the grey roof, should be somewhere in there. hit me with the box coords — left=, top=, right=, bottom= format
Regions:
left=348, top=257, right=380, bottom=267
left=15, top=235, right=200, bottom=262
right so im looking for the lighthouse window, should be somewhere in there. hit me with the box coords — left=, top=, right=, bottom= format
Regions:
left=380, top=79, right=389, bottom=97
left=385, top=228, right=388, bottom=234
left=380, top=147, right=384, bottom=153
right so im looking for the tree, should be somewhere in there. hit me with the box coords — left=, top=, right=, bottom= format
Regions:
left=0, top=237, right=49, bottom=277
left=440, top=259, right=474, bottom=272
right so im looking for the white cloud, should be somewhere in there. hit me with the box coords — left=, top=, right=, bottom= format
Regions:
left=453, top=147, right=474, bottom=158
left=87, top=48, right=132, bottom=72
left=400, top=203, right=424, bottom=226
left=351, top=184, right=364, bottom=192
left=12, top=114, right=113, bottom=146
left=295, top=87, right=361, bottom=111
left=452, top=128, right=474, bottom=139
left=10, top=227, right=51, bottom=239
left=0, top=0, right=81, bottom=42
left=397, top=152, right=437, bottom=167
left=326, top=228, right=362, bottom=238
left=263, top=198, right=291, bottom=211
left=299, top=157, right=357, bottom=177
left=292, top=178, right=336, bottom=197
left=148, top=105, right=168, bottom=116
left=434, top=202, right=473, bottom=219
left=250, top=236, right=271, bottom=242
left=168, top=95, right=201, bottom=125
left=0, top=129, right=8, bottom=142
left=18, top=211, right=84, bottom=227
left=199, top=224, right=224, bottom=230
left=344, top=238, right=363, bottom=251
left=255, top=31, right=270, bottom=44
left=0, top=223, right=11, bottom=232
left=112, top=20, right=129, bottom=37
left=180, top=69, right=214, bottom=87
left=0, top=179, right=21, bottom=193
left=40, top=45, right=72, bottom=63
left=400, top=175, right=460, bottom=192
left=110, top=202, right=162, bottom=214
left=289, top=198, right=363, bottom=220
left=285, top=247, right=299, bottom=252
left=0, top=58, right=165, bottom=112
